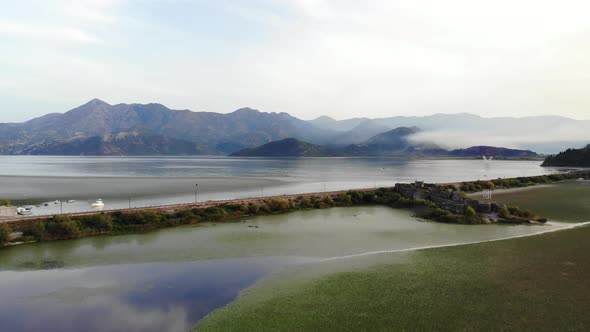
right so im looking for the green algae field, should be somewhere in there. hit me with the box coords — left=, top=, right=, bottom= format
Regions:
left=197, top=224, right=590, bottom=331
left=489, top=180, right=590, bottom=222
left=196, top=181, right=590, bottom=331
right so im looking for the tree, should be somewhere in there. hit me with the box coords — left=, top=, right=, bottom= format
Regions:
left=0, top=223, right=12, bottom=245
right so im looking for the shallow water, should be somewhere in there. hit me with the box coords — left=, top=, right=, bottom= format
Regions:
left=0, top=156, right=556, bottom=216
left=0, top=206, right=569, bottom=331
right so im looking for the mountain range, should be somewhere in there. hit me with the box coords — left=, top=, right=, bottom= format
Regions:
left=0, top=99, right=585, bottom=156
left=0, top=99, right=332, bottom=155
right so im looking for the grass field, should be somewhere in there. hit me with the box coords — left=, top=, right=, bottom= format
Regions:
left=195, top=180, right=590, bottom=331
left=196, top=224, right=590, bottom=331
left=489, top=181, right=590, bottom=222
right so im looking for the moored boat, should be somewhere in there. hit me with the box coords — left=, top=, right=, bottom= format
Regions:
left=91, top=199, right=105, bottom=208
left=16, top=206, right=33, bottom=215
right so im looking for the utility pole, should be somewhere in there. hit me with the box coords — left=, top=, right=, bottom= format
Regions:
left=195, top=184, right=198, bottom=204
left=129, top=196, right=131, bottom=209
left=60, top=201, right=63, bottom=215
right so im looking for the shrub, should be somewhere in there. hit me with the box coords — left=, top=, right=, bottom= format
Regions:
left=257, top=203, right=272, bottom=214
left=117, top=210, right=163, bottom=225
left=347, top=191, right=363, bottom=204
left=322, top=195, right=334, bottom=207
left=224, top=204, right=248, bottom=213
left=87, top=214, right=114, bottom=232
left=0, top=223, right=11, bottom=244
left=334, top=194, right=352, bottom=206
left=465, top=206, right=476, bottom=217
left=362, top=193, right=376, bottom=203
left=268, top=199, right=290, bottom=212
left=298, top=197, right=313, bottom=209
left=499, top=206, right=511, bottom=219
left=247, top=203, right=260, bottom=214
left=28, top=222, right=46, bottom=241
left=47, top=215, right=81, bottom=238
left=0, top=198, right=11, bottom=206
left=201, top=207, right=229, bottom=220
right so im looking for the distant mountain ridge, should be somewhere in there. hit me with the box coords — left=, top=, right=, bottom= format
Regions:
left=0, top=98, right=580, bottom=156
left=309, top=113, right=590, bottom=153
left=231, top=130, right=538, bottom=158
left=23, top=132, right=202, bottom=156
left=0, top=99, right=333, bottom=155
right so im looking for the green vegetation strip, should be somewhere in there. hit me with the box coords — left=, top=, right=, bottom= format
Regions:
left=197, top=225, right=590, bottom=331
left=0, top=189, right=441, bottom=246
left=6, top=171, right=587, bottom=247
left=458, top=171, right=588, bottom=192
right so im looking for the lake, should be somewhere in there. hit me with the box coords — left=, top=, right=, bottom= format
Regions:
left=0, top=206, right=571, bottom=332
left=0, top=156, right=556, bottom=216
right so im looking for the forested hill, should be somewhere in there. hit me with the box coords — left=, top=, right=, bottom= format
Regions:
left=542, top=145, right=590, bottom=167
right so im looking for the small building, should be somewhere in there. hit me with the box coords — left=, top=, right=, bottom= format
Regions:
left=0, top=206, right=17, bottom=218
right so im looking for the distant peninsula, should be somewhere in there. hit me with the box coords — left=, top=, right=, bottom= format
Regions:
left=542, top=144, right=590, bottom=167
left=230, top=136, right=538, bottom=159
left=230, top=138, right=332, bottom=157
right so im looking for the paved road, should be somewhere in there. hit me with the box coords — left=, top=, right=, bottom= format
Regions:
left=0, top=188, right=377, bottom=223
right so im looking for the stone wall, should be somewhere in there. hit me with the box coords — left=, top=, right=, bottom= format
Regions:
left=395, top=181, right=499, bottom=215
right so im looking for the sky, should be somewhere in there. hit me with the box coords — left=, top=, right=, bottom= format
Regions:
left=1, top=0, right=590, bottom=123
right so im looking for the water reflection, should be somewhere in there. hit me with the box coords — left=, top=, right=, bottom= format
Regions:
left=0, top=258, right=294, bottom=332
left=0, top=206, right=569, bottom=331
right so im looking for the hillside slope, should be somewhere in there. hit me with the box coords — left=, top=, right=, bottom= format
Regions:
left=542, top=145, right=590, bottom=167
left=230, top=138, right=332, bottom=157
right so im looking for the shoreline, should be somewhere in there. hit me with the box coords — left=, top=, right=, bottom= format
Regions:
left=1, top=187, right=377, bottom=224
left=2, top=171, right=589, bottom=248
left=319, top=220, right=590, bottom=262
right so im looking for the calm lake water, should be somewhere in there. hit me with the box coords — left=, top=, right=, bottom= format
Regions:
left=0, top=206, right=571, bottom=332
left=0, top=156, right=565, bottom=331
left=0, top=156, right=557, bottom=216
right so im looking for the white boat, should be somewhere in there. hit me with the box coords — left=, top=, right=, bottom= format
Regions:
left=16, top=206, right=33, bottom=215
left=91, top=199, right=105, bottom=208
left=54, top=200, right=61, bottom=205
left=67, top=200, right=76, bottom=203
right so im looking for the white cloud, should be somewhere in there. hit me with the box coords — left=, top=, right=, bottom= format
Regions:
left=0, top=20, right=101, bottom=43
left=61, top=0, right=121, bottom=23
left=2, top=0, right=590, bottom=122
left=408, top=123, right=590, bottom=153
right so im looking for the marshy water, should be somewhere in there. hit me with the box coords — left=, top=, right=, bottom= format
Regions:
left=0, top=206, right=571, bottom=331
left=0, top=156, right=556, bottom=216
left=0, top=156, right=568, bottom=331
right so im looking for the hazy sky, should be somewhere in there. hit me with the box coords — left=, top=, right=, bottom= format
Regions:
left=1, top=0, right=590, bottom=122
